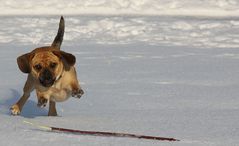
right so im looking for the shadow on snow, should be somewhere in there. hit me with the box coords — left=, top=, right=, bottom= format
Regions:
left=0, top=89, right=47, bottom=118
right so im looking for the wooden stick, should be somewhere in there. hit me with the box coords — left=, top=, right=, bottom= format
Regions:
left=51, top=127, right=179, bottom=141
left=24, top=121, right=179, bottom=141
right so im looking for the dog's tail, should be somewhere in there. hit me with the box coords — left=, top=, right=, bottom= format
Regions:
left=51, top=16, right=65, bottom=50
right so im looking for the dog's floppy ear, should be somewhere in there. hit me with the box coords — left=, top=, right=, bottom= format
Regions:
left=53, top=50, right=76, bottom=66
left=17, top=52, right=34, bottom=73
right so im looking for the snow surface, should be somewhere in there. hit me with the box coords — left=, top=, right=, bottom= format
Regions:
left=1, top=0, right=239, bottom=17
left=1, top=1, right=239, bottom=146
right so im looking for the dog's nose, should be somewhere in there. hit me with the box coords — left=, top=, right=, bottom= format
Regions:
left=42, top=69, right=52, bottom=80
left=39, top=69, right=55, bottom=87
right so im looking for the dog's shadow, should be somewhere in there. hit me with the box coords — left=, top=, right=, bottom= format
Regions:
left=1, top=89, right=48, bottom=118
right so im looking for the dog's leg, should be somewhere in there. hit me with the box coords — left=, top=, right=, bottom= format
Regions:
left=48, top=101, right=57, bottom=116
left=37, top=97, right=48, bottom=108
left=10, top=75, right=34, bottom=115
left=71, top=81, right=84, bottom=99
left=51, top=88, right=71, bottom=102
left=36, top=90, right=49, bottom=108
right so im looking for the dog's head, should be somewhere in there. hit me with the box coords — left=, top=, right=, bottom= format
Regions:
left=17, top=47, right=75, bottom=87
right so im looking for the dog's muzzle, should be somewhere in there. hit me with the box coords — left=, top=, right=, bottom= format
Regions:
left=39, top=69, right=55, bottom=87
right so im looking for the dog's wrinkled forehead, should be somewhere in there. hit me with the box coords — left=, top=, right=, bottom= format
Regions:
left=32, top=51, right=59, bottom=65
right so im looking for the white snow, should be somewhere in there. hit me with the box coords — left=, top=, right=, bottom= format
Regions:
left=1, top=0, right=239, bottom=17
left=1, top=1, right=239, bottom=146
left=2, top=16, right=239, bottom=48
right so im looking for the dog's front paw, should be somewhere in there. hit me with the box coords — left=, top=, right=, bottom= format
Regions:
left=37, top=97, right=48, bottom=108
left=10, top=104, right=21, bottom=115
left=72, top=88, right=84, bottom=99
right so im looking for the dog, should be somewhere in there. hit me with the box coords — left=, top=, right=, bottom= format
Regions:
left=10, top=16, right=84, bottom=116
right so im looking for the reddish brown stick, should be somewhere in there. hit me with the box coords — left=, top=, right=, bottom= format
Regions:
left=51, top=127, right=179, bottom=141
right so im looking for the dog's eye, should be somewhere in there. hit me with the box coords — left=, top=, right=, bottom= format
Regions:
left=50, top=62, right=57, bottom=69
left=34, top=64, right=42, bottom=71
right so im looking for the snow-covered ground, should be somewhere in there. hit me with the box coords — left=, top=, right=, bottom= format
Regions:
left=1, top=1, right=239, bottom=146
left=1, top=0, right=239, bottom=16
left=2, top=15, right=239, bottom=48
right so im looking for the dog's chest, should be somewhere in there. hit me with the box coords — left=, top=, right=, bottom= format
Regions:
left=52, top=81, right=61, bottom=89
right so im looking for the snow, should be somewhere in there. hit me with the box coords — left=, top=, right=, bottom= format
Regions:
left=1, top=1, right=239, bottom=146
left=1, top=0, right=239, bottom=17
left=2, top=16, right=239, bottom=48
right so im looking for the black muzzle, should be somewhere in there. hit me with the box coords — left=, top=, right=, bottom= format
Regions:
left=39, top=69, right=55, bottom=87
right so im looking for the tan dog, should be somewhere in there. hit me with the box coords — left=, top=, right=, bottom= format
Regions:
left=10, top=16, right=84, bottom=116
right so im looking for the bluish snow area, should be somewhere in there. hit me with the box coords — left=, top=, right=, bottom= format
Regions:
left=1, top=1, right=239, bottom=146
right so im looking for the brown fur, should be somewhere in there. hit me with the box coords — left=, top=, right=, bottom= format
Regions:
left=10, top=17, right=83, bottom=116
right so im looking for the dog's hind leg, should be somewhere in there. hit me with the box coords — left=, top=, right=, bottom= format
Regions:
left=10, top=75, right=34, bottom=115
left=48, top=101, right=57, bottom=116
